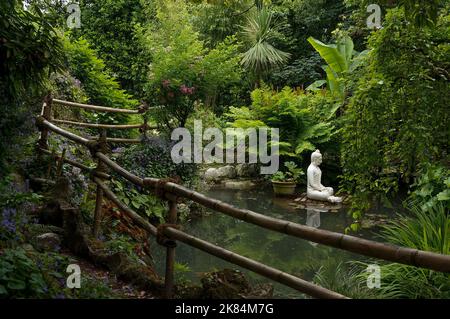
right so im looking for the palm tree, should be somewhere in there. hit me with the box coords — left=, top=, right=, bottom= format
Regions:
left=241, top=7, right=290, bottom=87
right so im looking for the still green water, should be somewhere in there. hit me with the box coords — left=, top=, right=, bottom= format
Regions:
left=151, top=186, right=383, bottom=298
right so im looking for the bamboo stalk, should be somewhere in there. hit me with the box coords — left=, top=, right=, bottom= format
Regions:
left=146, top=180, right=450, bottom=273
left=39, top=148, right=110, bottom=179
left=37, top=116, right=90, bottom=146
left=164, top=200, right=177, bottom=299
left=38, top=96, right=52, bottom=150
left=88, top=137, right=141, bottom=144
left=162, top=226, right=347, bottom=299
left=52, top=119, right=144, bottom=130
left=93, top=177, right=157, bottom=236
left=53, top=99, right=140, bottom=114
left=93, top=185, right=104, bottom=238
left=30, top=177, right=56, bottom=186
left=95, top=152, right=144, bottom=186
left=92, top=131, right=108, bottom=238
left=56, top=148, right=66, bottom=177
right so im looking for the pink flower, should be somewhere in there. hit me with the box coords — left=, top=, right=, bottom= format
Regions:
left=162, top=79, right=171, bottom=88
left=180, top=85, right=195, bottom=95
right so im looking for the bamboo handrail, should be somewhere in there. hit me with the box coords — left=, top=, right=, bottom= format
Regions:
left=94, top=177, right=157, bottom=236
left=37, top=116, right=90, bottom=146
left=95, top=152, right=144, bottom=186
left=39, top=148, right=110, bottom=179
left=146, top=180, right=450, bottom=273
left=95, top=150, right=450, bottom=273
left=163, top=227, right=347, bottom=299
left=52, top=119, right=160, bottom=131
left=93, top=176, right=347, bottom=299
left=88, top=137, right=142, bottom=144
left=53, top=99, right=141, bottom=114
left=52, top=119, right=143, bottom=130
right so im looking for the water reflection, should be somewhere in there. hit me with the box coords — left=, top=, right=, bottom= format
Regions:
left=306, top=208, right=326, bottom=247
left=150, top=187, right=377, bottom=298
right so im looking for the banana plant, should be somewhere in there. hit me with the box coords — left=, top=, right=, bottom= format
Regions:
left=307, top=36, right=368, bottom=102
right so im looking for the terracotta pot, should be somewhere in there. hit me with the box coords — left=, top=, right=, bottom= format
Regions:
left=271, top=181, right=296, bottom=196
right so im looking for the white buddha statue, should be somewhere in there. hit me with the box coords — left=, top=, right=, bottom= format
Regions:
left=307, top=150, right=342, bottom=203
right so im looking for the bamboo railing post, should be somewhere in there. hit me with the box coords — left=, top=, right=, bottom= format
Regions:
left=38, top=94, right=53, bottom=151
left=164, top=199, right=178, bottom=299
left=92, top=130, right=109, bottom=238
left=139, top=101, right=149, bottom=140
left=56, top=148, right=66, bottom=177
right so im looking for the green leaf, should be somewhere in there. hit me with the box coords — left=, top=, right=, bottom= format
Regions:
left=437, top=189, right=450, bottom=201
left=7, top=279, right=26, bottom=290
left=308, top=36, right=348, bottom=74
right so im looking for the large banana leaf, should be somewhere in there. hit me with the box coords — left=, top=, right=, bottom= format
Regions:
left=307, top=36, right=350, bottom=74
left=336, top=36, right=354, bottom=67
left=324, top=66, right=344, bottom=101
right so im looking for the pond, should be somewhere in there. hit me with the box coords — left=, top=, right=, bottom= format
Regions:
left=150, top=185, right=392, bottom=298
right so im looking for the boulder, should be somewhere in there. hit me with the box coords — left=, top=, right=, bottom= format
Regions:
left=217, top=165, right=237, bottom=179
left=235, top=164, right=258, bottom=177
left=204, top=168, right=220, bottom=182
left=200, top=269, right=273, bottom=299
left=34, top=233, right=61, bottom=252
left=222, top=180, right=256, bottom=190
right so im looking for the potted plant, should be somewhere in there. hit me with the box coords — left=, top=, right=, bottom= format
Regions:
left=271, top=162, right=304, bottom=196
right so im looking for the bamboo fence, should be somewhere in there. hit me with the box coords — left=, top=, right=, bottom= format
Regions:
left=35, top=97, right=450, bottom=300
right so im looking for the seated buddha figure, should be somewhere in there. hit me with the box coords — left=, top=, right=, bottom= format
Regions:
left=306, top=150, right=342, bottom=203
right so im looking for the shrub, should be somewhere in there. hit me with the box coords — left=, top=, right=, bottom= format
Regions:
left=409, top=164, right=450, bottom=212
left=226, top=87, right=338, bottom=163
left=0, top=248, right=48, bottom=298
left=112, top=137, right=198, bottom=222
left=142, top=0, right=242, bottom=131
left=340, top=8, right=450, bottom=214
left=62, top=37, right=139, bottom=137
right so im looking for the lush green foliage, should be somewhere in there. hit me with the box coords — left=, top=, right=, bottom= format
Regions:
left=340, top=8, right=450, bottom=214
left=410, top=164, right=450, bottom=212
left=271, top=161, right=304, bottom=183
left=0, top=248, right=47, bottom=298
left=142, top=0, right=243, bottom=130
left=62, top=37, right=139, bottom=127
left=241, top=7, right=291, bottom=85
left=307, top=36, right=368, bottom=101
left=371, top=202, right=449, bottom=298
left=226, top=87, right=338, bottom=161
left=117, top=138, right=198, bottom=186
left=112, top=137, right=198, bottom=222
left=71, top=0, right=152, bottom=97
left=0, top=0, right=63, bottom=174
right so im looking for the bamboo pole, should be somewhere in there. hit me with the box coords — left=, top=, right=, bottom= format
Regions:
left=38, top=95, right=53, bottom=150
left=52, top=119, right=145, bottom=130
left=145, top=180, right=450, bottom=273
left=92, top=131, right=108, bottom=238
left=95, top=152, right=144, bottom=186
left=88, top=137, right=141, bottom=144
left=93, top=185, right=104, bottom=238
left=38, top=148, right=110, bottom=179
left=36, top=116, right=90, bottom=146
left=55, top=148, right=66, bottom=177
left=164, top=200, right=177, bottom=299
left=162, top=227, right=347, bottom=299
left=93, top=177, right=157, bottom=236
left=94, top=178, right=344, bottom=299
left=53, top=99, right=141, bottom=114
